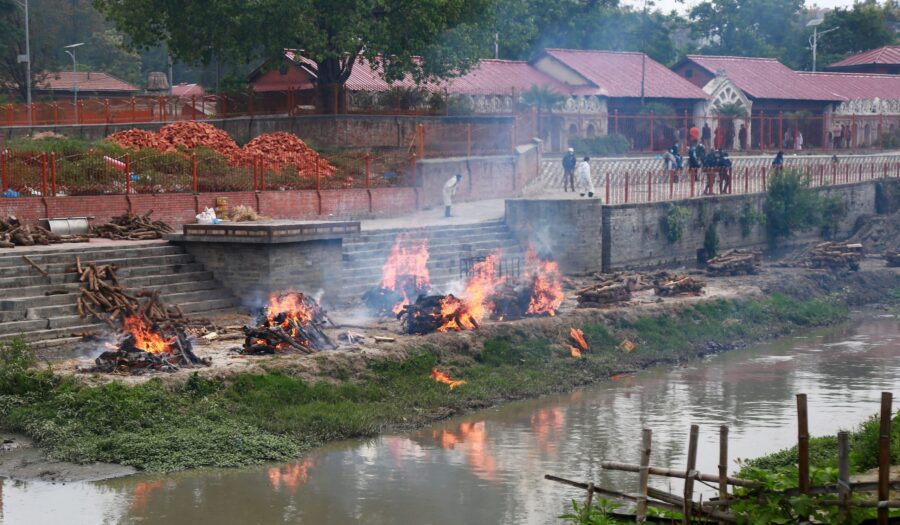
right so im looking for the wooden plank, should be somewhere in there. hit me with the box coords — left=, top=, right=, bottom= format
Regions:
left=600, top=462, right=760, bottom=488
left=683, top=424, right=699, bottom=525
left=797, top=393, right=810, bottom=523
left=878, top=392, right=892, bottom=525
left=719, top=425, right=729, bottom=525
left=636, top=429, right=652, bottom=524
left=838, top=430, right=850, bottom=524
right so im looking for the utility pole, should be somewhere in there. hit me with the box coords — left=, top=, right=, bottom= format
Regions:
left=64, top=42, right=85, bottom=123
left=639, top=0, right=647, bottom=106
left=14, top=0, right=33, bottom=125
left=494, top=32, right=499, bottom=60
left=807, top=19, right=839, bottom=72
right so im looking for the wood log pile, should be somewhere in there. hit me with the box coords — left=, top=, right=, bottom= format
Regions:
left=887, top=251, right=900, bottom=268
left=397, top=294, right=474, bottom=335
left=1, top=215, right=89, bottom=248
left=808, top=241, right=863, bottom=271
left=705, top=249, right=762, bottom=276
left=654, top=274, right=706, bottom=297
left=92, top=327, right=206, bottom=375
left=91, top=211, right=173, bottom=240
left=241, top=132, right=336, bottom=175
left=575, top=271, right=664, bottom=308
left=241, top=292, right=335, bottom=354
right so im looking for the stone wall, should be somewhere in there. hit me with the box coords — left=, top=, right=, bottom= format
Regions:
left=505, top=198, right=603, bottom=273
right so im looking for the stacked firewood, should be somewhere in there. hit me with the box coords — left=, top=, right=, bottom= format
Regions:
left=575, top=271, right=664, bottom=308
left=706, top=249, right=762, bottom=276
left=887, top=251, right=900, bottom=268
left=1, top=215, right=88, bottom=248
left=397, top=295, right=468, bottom=334
left=92, top=211, right=173, bottom=240
left=654, top=275, right=706, bottom=297
left=92, top=327, right=205, bottom=375
left=241, top=293, right=335, bottom=354
left=809, top=242, right=863, bottom=271
left=75, top=258, right=184, bottom=327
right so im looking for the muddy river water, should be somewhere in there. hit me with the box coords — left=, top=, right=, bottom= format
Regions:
left=3, top=313, right=900, bottom=524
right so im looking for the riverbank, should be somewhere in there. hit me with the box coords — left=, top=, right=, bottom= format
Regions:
left=0, top=266, right=898, bottom=477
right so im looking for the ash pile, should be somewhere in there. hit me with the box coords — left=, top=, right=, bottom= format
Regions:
left=241, top=292, right=335, bottom=354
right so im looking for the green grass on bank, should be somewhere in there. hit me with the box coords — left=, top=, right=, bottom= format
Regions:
left=0, top=294, right=853, bottom=472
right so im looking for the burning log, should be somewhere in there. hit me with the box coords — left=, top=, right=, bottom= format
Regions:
left=706, top=249, right=761, bottom=276
left=363, top=236, right=432, bottom=316
left=91, top=211, right=173, bottom=241
left=654, top=275, right=706, bottom=297
left=92, top=316, right=208, bottom=374
left=241, top=292, right=335, bottom=354
left=887, top=252, right=900, bottom=268
left=808, top=242, right=863, bottom=271
left=397, top=294, right=478, bottom=334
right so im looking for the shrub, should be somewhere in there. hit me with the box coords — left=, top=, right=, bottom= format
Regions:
left=764, top=170, right=834, bottom=243
left=664, top=203, right=691, bottom=243
left=569, top=134, right=630, bottom=156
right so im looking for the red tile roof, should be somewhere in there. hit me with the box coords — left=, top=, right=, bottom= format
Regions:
left=682, top=55, right=842, bottom=101
left=828, top=46, right=900, bottom=68
left=796, top=71, right=900, bottom=100
left=540, top=49, right=708, bottom=100
left=37, top=71, right=139, bottom=93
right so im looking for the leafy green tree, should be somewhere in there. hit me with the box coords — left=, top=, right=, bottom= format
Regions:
left=811, top=2, right=897, bottom=70
left=93, top=0, right=498, bottom=112
left=689, top=0, right=804, bottom=59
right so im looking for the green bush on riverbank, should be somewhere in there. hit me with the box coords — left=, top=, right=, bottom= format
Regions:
left=0, top=294, right=852, bottom=472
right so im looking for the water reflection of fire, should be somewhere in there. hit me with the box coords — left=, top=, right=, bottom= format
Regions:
left=130, top=480, right=164, bottom=512
left=531, top=407, right=565, bottom=454
left=433, top=421, right=497, bottom=481
left=268, top=458, right=316, bottom=493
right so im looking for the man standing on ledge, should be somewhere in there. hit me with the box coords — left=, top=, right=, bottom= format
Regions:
left=575, top=157, right=595, bottom=198
left=443, top=173, right=462, bottom=217
left=562, top=148, right=577, bottom=192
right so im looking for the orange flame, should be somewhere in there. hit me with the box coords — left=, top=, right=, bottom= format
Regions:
left=525, top=247, right=565, bottom=316
left=432, top=368, right=467, bottom=390
left=569, top=346, right=582, bottom=358
left=382, top=236, right=431, bottom=314
left=123, top=316, right=170, bottom=354
left=438, top=252, right=505, bottom=332
left=570, top=327, right=589, bottom=351
left=265, top=292, right=315, bottom=350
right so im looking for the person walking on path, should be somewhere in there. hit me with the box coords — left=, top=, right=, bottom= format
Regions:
left=443, top=174, right=462, bottom=217
left=575, top=157, right=595, bottom=198
left=562, top=148, right=577, bottom=192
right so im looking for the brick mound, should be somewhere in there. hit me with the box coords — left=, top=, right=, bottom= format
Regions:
left=106, top=129, right=164, bottom=150
left=157, top=122, right=242, bottom=162
left=241, top=132, right=335, bottom=177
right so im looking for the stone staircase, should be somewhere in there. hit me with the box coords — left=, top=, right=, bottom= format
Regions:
left=0, top=242, right=240, bottom=348
left=340, top=220, right=526, bottom=302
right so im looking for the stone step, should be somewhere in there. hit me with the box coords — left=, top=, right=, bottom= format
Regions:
left=0, top=323, right=106, bottom=344
left=0, top=244, right=181, bottom=268
left=0, top=253, right=195, bottom=279
left=0, top=279, right=222, bottom=310
left=0, top=262, right=207, bottom=289
left=0, top=318, right=49, bottom=336
left=24, top=288, right=235, bottom=319
left=0, top=271, right=215, bottom=299
left=178, top=297, right=242, bottom=313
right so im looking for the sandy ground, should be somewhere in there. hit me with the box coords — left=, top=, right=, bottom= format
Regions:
left=0, top=432, right=137, bottom=482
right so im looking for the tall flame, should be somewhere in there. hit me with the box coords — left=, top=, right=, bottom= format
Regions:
left=382, top=236, right=431, bottom=314
left=123, top=316, right=170, bottom=354
left=438, top=252, right=505, bottom=332
left=525, top=246, right=565, bottom=316
left=265, top=292, right=316, bottom=350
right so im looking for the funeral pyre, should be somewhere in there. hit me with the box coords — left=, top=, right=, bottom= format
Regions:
left=75, top=259, right=208, bottom=374
left=362, top=236, right=432, bottom=316
left=808, top=241, right=863, bottom=271
left=397, top=248, right=565, bottom=335
left=241, top=292, right=335, bottom=354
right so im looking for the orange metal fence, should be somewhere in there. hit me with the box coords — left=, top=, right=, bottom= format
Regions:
left=0, top=149, right=416, bottom=196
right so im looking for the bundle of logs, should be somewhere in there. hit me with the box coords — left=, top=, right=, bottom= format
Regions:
left=1, top=215, right=88, bottom=248
left=808, top=241, right=863, bottom=271
left=397, top=294, right=467, bottom=335
left=705, top=249, right=762, bottom=276
left=887, top=251, right=900, bottom=268
left=241, top=293, right=335, bottom=354
left=654, top=274, right=706, bottom=297
left=575, top=271, right=663, bottom=308
left=93, top=323, right=206, bottom=375
left=489, top=282, right=534, bottom=320
left=92, top=211, right=173, bottom=241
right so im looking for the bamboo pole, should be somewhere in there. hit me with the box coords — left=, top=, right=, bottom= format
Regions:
left=636, top=429, right=652, bottom=524
left=683, top=424, right=699, bottom=525
left=878, top=392, right=892, bottom=525
left=584, top=482, right=594, bottom=520
left=838, top=431, right=850, bottom=524
left=719, top=425, right=729, bottom=525
left=600, top=462, right=760, bottom=488
left=798, top=393, right=810, bottom=524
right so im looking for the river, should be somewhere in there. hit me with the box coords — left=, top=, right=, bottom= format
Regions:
left=3, top=313, right=899, bottom=525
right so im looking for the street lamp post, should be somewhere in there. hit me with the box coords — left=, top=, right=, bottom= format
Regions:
left=63, top=42, right=84, bottom=124
left=807, top=19, right=839, bottom=72
left=14, top=0, right=32, bottom=125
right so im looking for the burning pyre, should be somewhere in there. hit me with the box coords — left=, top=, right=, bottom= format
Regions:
left=94, top=315, right=207, bottom=374
left=242, top=292, right=335, bottom=354
left=398, top=248, right=566, bottom=334
left=363, top=236, right=432, bottom=316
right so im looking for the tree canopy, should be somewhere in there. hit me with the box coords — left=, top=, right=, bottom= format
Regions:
left=811, top=2, right=898, bottom=70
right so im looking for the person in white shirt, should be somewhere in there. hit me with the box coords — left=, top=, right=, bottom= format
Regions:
left=443, top=174, right=462, bottom=217
left=795, top=131, right=803, bottom=151
left=575, top=157, right=595, bottom=198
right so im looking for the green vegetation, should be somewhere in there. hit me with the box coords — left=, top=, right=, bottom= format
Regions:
left=0, top=293, right=851, bottom=473
left=704, top=224, right=719, bottom=259
left=568, top=134, right=630, bottom=157
left=764, top=170, right=847, bottom=244
left=664, top=203, right=691, bottom=243
left=739, top=202, right=766, bottom=238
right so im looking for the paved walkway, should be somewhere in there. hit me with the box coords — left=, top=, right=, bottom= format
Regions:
left=360, top=199, right=507, bottom=231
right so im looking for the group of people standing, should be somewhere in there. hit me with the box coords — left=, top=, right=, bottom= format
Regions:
left=562, top=148, right=596, bottom=198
